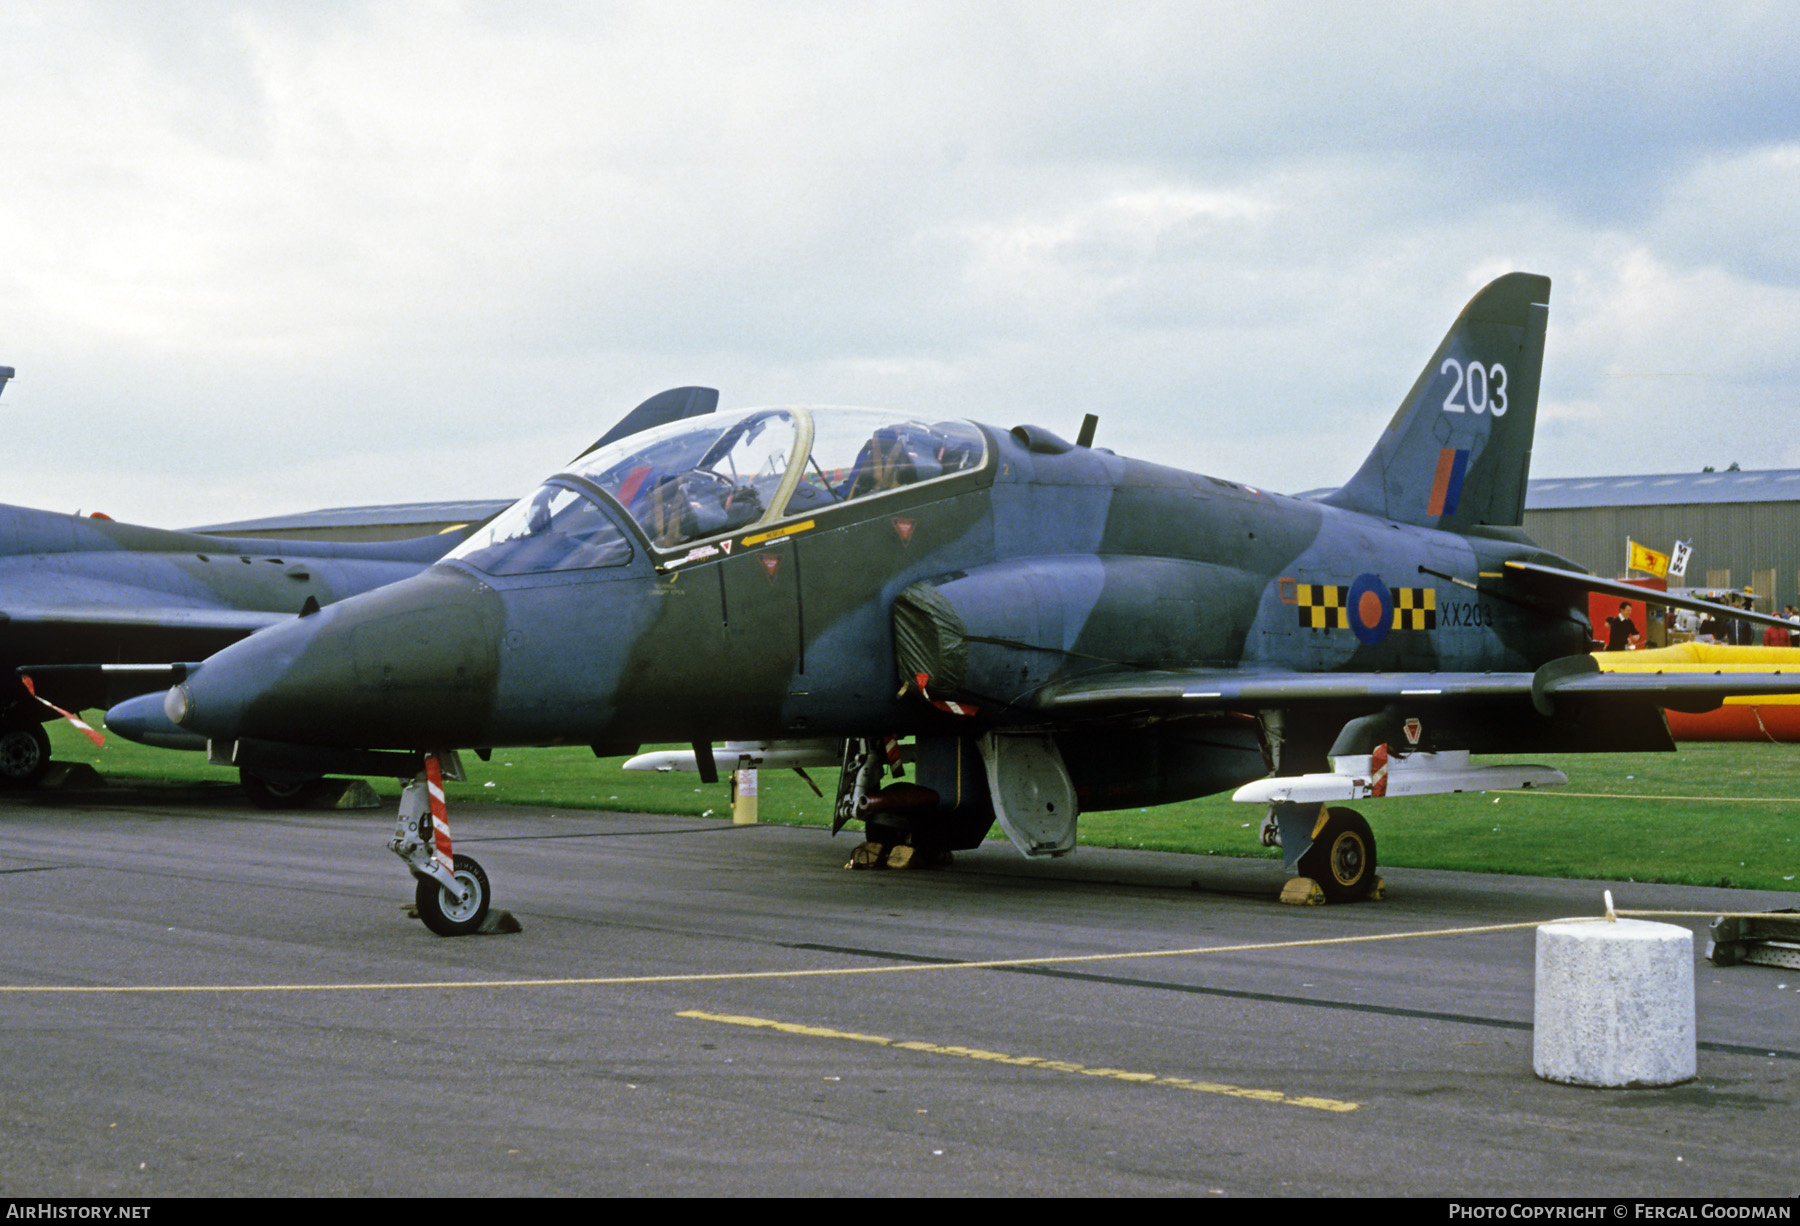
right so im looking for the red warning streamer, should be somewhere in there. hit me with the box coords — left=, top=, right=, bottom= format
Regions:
left=19, top=675, right=104, bottom=748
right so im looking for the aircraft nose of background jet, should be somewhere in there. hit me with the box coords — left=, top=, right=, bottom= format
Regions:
left=168, top=566, right=506, bottom=750
left=105, top=689, right=208, bottom=751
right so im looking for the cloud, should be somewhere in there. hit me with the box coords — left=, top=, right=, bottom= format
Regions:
left=2, top=2, right=1799, bottom=523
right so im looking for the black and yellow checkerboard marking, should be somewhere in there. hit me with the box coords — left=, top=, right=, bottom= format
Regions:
left=1390, top=586, right=1436, bottom=630
left=1295, top=584, right=1436, bottom=632
left=1295, top=583, right=1349, bottom=630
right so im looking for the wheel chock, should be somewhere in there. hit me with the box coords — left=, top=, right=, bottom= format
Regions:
left=478, top=909, right=523, bottom=935
left=401, top=905, right=523, bottom=934
left=1280, top=876, right=1326, bottom=905
left=847, top=841, right=891, bottom=870
left=36, top=762, right=106, bottom=790
left=327, top=779, right=383, bottom=810
left=1280, top=873, right=1386, bottom=905
left=885, top=844, right=953, bottom=871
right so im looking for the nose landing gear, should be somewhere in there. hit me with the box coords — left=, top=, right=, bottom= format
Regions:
left=389, top=752, right=504, bottom=936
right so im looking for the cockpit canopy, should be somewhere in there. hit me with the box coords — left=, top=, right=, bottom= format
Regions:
left=447, top=406, right=988, bottom=576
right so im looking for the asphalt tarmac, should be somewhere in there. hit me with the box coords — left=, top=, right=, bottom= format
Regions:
left=1, top=779, right=1795, bottom=1198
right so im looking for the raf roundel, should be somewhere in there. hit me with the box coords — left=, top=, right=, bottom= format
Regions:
left=1346, top=573, right=1393, bottom=646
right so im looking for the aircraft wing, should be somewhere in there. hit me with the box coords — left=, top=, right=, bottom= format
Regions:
left=3, top=602, right=291, bottom=711
left=1031, top=667, right=1534, bottom=716
left=1030, top=653, right=1800, bottom=719
left=2, top=604, right=287, bottom=634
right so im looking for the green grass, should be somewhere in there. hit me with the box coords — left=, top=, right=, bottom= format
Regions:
left=44, top=723, right=1800, bottom=892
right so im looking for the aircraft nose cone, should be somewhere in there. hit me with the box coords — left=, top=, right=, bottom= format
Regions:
left=104, top=690, right=209, bottom=751
left=171, top=566, right=505, bottom=749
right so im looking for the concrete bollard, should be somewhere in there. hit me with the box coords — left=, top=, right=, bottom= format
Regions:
left=1533, top=917, right=1696, bottom=1088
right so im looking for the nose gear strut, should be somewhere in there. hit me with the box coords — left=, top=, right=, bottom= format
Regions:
left=389, top=751, right=501, bottom=936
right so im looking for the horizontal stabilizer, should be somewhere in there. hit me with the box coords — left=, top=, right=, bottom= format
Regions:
left=1502, top=561, right=1800, bottom=634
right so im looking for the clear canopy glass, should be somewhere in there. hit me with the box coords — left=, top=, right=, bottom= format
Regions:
left=447, top=406, right=987, bottom=575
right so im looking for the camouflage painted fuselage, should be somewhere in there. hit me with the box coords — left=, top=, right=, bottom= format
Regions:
left=0, top=502, right=454, bottom=716
left=168, top=423, right=1590, bottom=772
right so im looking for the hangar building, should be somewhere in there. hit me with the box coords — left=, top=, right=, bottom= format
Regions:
left=190, top=499, right=509, bottom=544
left=1523, top=468, right=1800, bottom=612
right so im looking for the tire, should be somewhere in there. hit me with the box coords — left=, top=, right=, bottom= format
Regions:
left=0, top=721, right=52, bottom=788
left=1297, top=807, right=1377, bottom=903
left=415, top=854, right=491, bottom=937
left=239, top=770, right=327, bottom=810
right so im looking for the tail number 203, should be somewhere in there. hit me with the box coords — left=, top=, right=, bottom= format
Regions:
left=1440, top=360, right=1508, bottom=416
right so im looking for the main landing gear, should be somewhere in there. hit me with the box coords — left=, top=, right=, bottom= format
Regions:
left=238, top=769, right=327, bottom=810
left=1262, top=802, right=1381, bottom=904
left=0, top=716, right=52, bottom=788
left=389, top=752, right=497, bottom=936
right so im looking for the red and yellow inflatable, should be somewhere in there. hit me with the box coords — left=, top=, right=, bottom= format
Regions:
left=1596, top=643, right=1800, bottom=741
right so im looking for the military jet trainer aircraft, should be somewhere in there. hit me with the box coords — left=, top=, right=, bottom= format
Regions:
left=137, top=274, right=1800, bottom=932
left=0, top=502, right=474, bottom=797
left=5, top=383, right=720, bottom=797
left=0, top=363, right=462, bottom=793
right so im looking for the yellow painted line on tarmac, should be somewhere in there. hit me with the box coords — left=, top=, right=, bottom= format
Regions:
left=677, top=1009, right=1359, bottom=1113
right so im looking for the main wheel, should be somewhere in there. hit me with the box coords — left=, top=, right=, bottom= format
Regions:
left=415, top=854, right=491, bottom=937
left=1297, top=807, right=1377, bottom=903
left=239, top=770, right=327, bottom=810
left=0, top=720, right=52, bottom=788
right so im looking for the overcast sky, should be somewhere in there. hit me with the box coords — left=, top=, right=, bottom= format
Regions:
left=4, top=1, right=1797, bottom=528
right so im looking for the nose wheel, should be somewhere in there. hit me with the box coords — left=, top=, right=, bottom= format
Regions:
left=415, top=853, right=491, bottom=936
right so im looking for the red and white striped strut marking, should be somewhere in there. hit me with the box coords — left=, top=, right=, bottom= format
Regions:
left=424, top=754, right=454, bottom=874
left=1368, top=743, right=1390, bottom=798
left=913, top=672, right=978, bottom=717
left=19, top=675, right=104, bottom=748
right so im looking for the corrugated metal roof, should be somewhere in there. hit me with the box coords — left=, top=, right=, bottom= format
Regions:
left=188, top=499, right=511, bottom=534
left=1526, top=469, right=1800, bottom=510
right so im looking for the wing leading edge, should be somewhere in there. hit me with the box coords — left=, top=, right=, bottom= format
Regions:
left=1030, top=653, right=1800, bottom=720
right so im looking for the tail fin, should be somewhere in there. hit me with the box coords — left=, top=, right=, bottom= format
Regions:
left=1323, top=273, right=1549, bottom=530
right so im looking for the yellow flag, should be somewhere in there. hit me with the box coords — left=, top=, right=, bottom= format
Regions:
left=1627, top=538, right=1669, bottom=577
